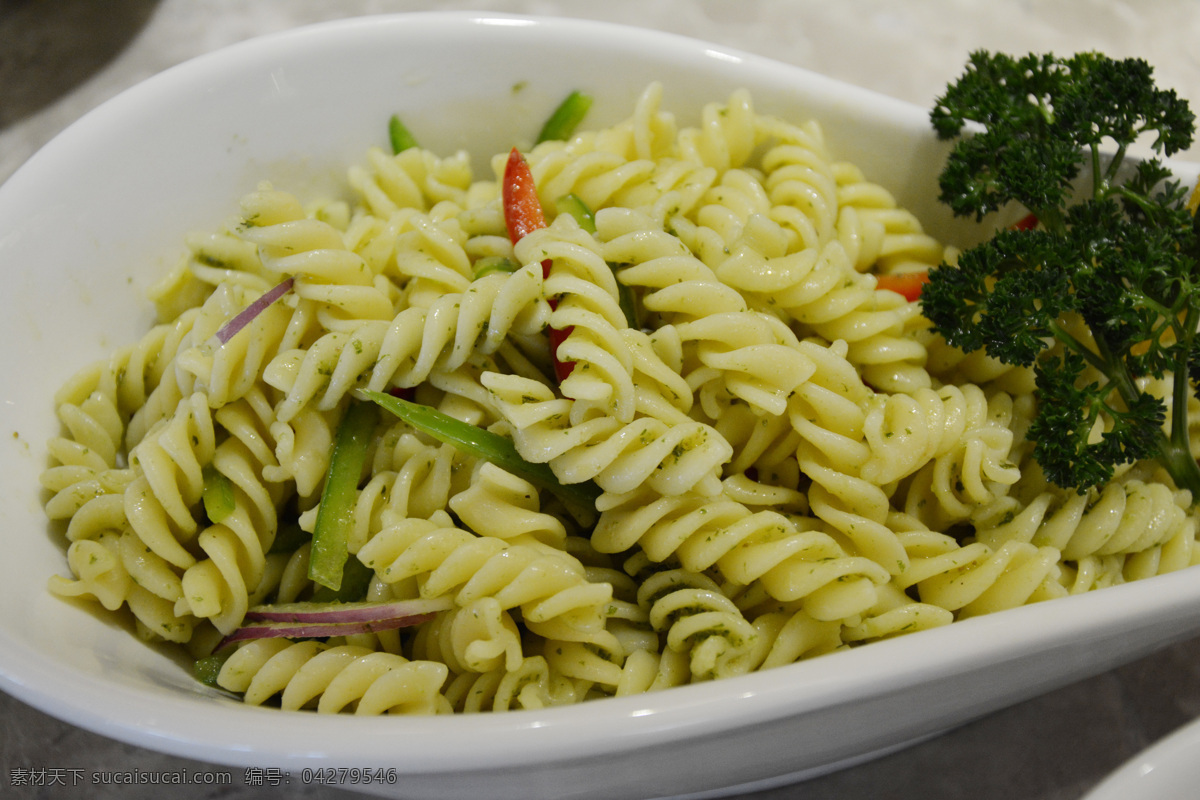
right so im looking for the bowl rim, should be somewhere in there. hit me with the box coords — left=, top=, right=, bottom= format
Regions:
left=5, top=558, right=1199, bottom=772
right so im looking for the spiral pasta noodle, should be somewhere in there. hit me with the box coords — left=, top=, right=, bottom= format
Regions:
left=237, top=185, right=395, bottom=327
left=484, top=371, right=731, bottom=498
left=515, top=219, right=637, bottom=421
left=442, top=654, right=580, bottom=712
left=217, top=639, right=451, bottom=714
left=635, top=568, right=759, bottom=681
left=356, top=516, right=618, bottom=654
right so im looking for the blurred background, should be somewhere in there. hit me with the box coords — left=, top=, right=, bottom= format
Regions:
left=8, top=0, right=1200, bottom=183
left=5, top=2, right=1200, bottom=798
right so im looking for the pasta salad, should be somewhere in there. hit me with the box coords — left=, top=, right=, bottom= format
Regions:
left=41, top=81, right=1200, bottom=715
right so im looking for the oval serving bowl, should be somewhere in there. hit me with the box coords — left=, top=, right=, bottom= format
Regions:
left=1083, top=709, right=1200, bottom=800
left=2, top=12, right=1200, bottom=800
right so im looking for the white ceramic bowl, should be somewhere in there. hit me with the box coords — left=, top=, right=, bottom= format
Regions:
left=3, top=12, right=1200, bottom=800
left=1082, top=712, right=1200, bottom=800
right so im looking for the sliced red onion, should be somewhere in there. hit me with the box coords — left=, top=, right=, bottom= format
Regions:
left=244, top=596, right=452, bottom=624
left=217, top=612, right=438, bottom=650
left=212, top=276, right=294, bottom=345
left=215, top=596, right=454, bottom=651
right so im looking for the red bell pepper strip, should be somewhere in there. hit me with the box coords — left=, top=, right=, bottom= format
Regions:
left=503, top=147, right=549, bottom=244
left=875, top=271, right=930, bottom=302
left=876, top=214, right=1035, bottom=306
left=1010, top=212, right=1039, bottom=231
left=876, top=214, right=1034, bottom=305
left=502, top=147, right=575, bottom=382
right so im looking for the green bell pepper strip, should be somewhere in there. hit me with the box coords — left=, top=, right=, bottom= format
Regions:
left=268, top=521, right=309, bottom=555
left=201, top=465, right=236, bottom=524
left=613, top=272, right=641, bottom=331
left=553, top=192, right=640, bottom=330
left=388, top=114, right=419, bottom=154
left=472, top=255, right=520, bottom=280
left=536, top=90, right=593, bottom=143
left=194, top=651, right=231, bottom=687
left=357, top=389, right=599, bottom=524
left=310, top=558, right=374, bottom=604
left=554, top=193, right=596, bottom=234
left=308, top=400, right=378, bottom=592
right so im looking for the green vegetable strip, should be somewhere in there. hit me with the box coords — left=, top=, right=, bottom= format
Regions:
left=357, top=389, right=599, bottom=522
left=472, top=255, right=520, bottom=280
left=308, top=401, right=378, bottom=591
left=612, top=267, right=640, bottom=330
left=268, top=521, right=309, bottom=555
left=310, top=558, right=373, bottom=604
left=388, top=114, right=419, bottom=154
left=555, top=193, right=596, bottom=233
left=201, top=465, right=236, bottom=524
left=554, top=193, right=639, bottom=329
left=193, top=651, right=230, bottom=687
left=536, top=90, right=593, bottom=144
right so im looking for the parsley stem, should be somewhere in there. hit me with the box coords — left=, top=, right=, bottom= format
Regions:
left=1047, top=319, right=1108, bottom=375
left=1032, top=205, right=1067, bottom=236
left=1091, top=144, right=1107, bottom=199
left=1114, top=184, right=1162, bottom=219
left=1051, top=318, right=1199, bottom=496
left=1100, top=142, right=1131, bottom=188
left=1096, top=329, right=1200, bottom=497
left=1170, top=310, right=1200, bottom=497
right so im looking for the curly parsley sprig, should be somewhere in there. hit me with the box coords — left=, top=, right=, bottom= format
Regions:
left=922, top=50, right=1200, bottom=497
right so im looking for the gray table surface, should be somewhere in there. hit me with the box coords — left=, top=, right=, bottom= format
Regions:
left=5, top=2, right=1200, bottom=798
